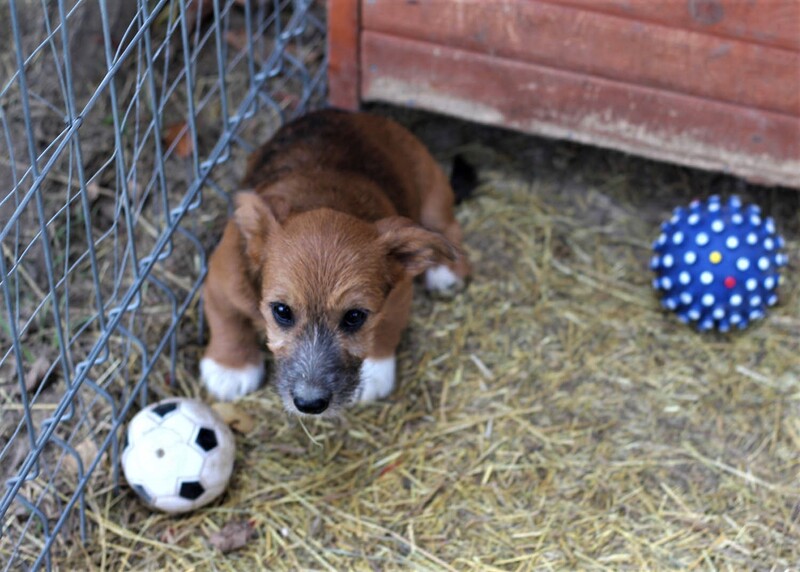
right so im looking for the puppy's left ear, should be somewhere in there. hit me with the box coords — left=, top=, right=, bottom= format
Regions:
left=376, top=216, right=459, bottom=278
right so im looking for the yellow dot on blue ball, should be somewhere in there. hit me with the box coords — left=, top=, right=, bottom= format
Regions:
left=709, top=251, right=722, bottom=264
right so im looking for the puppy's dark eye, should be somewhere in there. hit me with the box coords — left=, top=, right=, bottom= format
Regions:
left=271, top=303, right=294, bottom=327
left=340, top=309, right=368, bottom=333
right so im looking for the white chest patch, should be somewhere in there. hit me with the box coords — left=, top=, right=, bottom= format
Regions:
left=358, top=355, right=396, bottom=403
left=200, top=358, right=264, bottom=401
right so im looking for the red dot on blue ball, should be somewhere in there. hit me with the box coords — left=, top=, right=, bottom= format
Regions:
left=724, top=277, right=736, bottom=289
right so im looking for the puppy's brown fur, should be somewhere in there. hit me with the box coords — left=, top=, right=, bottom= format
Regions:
left=201, top=110, right=469, bottom=414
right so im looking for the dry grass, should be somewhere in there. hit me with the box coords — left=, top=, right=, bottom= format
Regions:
left=48, top=109, right=800, bottom=570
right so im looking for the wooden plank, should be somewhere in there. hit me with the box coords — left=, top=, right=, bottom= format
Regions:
left=361, top=31, right=800, bottom=188
left=326, top=0, right=360, bottom=110
left=541, top=0, right=800, bottom=52
left=363, top=0, right=800, bottom=117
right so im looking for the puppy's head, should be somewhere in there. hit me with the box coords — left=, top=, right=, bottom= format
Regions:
left=234, top=192, right=457, bottom=416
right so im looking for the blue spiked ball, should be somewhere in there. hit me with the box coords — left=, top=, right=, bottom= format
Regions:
left=651, top=195, right=787, bottom=332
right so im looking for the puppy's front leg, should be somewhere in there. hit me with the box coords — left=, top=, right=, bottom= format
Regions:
left=200, top=226, right=265, bottom=401
left=358, top=279, right=412, bottom=403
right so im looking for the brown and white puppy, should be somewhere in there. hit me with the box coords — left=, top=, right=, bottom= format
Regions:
left=200, top=110, right=470, bottom=416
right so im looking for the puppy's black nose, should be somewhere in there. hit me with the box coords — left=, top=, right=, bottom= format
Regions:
left=293, top=395, right=330, bottom=415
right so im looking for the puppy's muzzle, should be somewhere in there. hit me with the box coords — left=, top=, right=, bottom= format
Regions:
left=277, top=323, right=360, bottom=415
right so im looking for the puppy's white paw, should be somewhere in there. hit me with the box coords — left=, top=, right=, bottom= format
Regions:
left=424, top=264, right=463, bottom=294
left=358, top=356, right=396, bottom=403
left=200, top=357, right=264, bottom=401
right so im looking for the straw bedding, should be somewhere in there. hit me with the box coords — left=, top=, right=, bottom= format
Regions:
left=50, top=106, right=798, bottom=570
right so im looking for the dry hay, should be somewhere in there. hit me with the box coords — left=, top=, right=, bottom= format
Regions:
left=45, top=109, right=800, bottom=570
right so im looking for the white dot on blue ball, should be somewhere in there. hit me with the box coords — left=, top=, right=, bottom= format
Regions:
left=726, top=236, right=739, bottom=249
left=679, top=271, right=691, bottom=285
left=662, top=254, right=674, bottom=268
left=702, top=294, right=715, bottom=307
left=767, top=295, right=777, bottom=306
left=711, top=220, right=724, bottom=233
left=684, top=251, right=697, bottom=264
left=764, top=277, right=775, bottom=289
left=731, top=213, right=744, bottom=225
left=680, top=292, right=692, bottom=305
left=700, top=271, right=713, bottom=285
left=730, top=294, right=742, bottom=307
left=650, top=256, right=660, bottom=269
left=708, top=202, right=720, bottom=213
left=661, top=277, right=673, bottom=289
left=758, top=257, right=770, bottom=271
left=750, top=295, right=762, bottom=307
left=696, top=232, right=709, bottom=246
left=746, top=278, right=757, bottom=291
left=750, top=215, right=761, bottom=225
left=672, top=231, right=684, bottom=245
left=712, top=308, right=725, bottom=320
left=688, top=308, right=700, bottom=320
left=658, top=233, right=667, bottom=245
left=747, top=233, right=758, bottom=245
left=736, top=257, right=750, bottom=271
left=688, top=213, right=700, bottom=225
left=765, top=218, right=775, bottom=233
left=763, top=238, right=774, bottom=251
left=730, top=314, right=742, bottom=325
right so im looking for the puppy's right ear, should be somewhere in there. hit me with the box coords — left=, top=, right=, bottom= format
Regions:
left=233, top=192, right=288, bottom=266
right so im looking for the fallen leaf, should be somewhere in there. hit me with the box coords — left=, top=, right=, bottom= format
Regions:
left=208, top=520, right=255, bottom=553
left=184, top=0, right=215, bottom=32
left=163, top=122, right=194, bottom=159
left=85, top=181, right=103, bottom=202
left=224, top=29, right=249, bottom=52
left=160, top=526, right=178, bottom=544
left=378, top=460, right=402, bottom=478
left=15, top=481, right=59, bottom=520
left=307, top=515, right=322, bottom=539
left=211, top=402, right=256, bottom=434
left=62, top=438, right=100, bottom=477
left=24, top=357, right=51, bottom=393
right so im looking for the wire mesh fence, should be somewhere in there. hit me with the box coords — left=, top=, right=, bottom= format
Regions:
left=0, top=0, right=326, bottom=568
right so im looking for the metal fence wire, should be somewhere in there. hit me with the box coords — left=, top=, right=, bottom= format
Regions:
left=0, top=0, right=326, bottom=568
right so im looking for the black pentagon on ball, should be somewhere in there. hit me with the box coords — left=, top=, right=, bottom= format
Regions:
left=132, top=483, right=153, bottom=505
left=151, top=402, right=178, bottom=417
left=179, top=480, right=205, bottom=500
left=195, top=427, right=218, bottom=451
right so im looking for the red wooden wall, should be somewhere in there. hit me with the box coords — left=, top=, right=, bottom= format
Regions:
left=328, top=0, right=800, bottom=188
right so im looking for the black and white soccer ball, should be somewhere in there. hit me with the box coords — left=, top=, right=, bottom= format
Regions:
left=121, top=398, right=235, bottom=513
